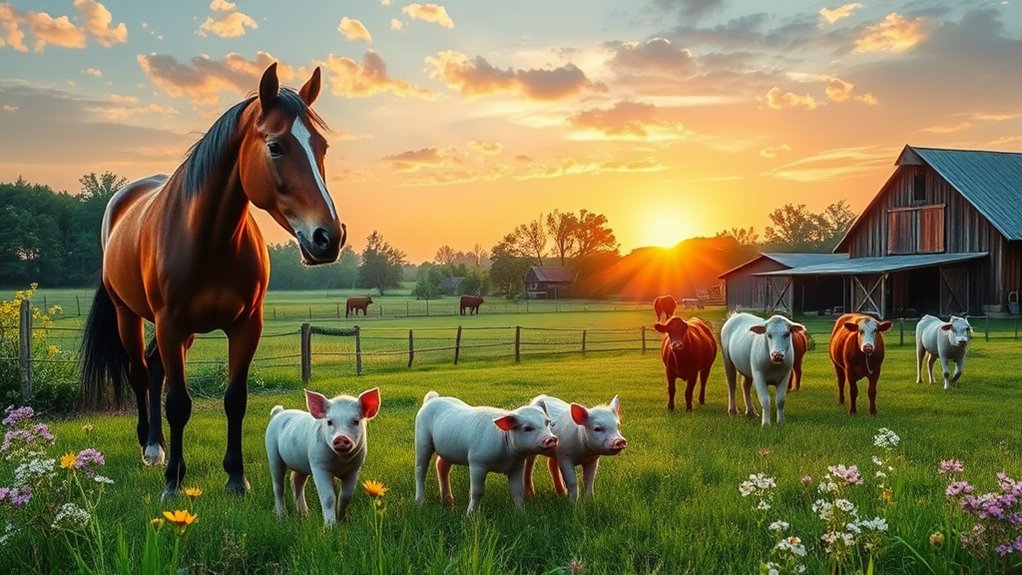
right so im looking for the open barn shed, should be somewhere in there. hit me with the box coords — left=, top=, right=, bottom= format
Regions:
left=719, top=253, right=848, bottom=315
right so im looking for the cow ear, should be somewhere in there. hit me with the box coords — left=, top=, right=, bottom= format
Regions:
left=493, top=415, right=518, bottom=431
left=570, top=403, right=589, bottom=425
left=749, top=324, right=767, bottom=335
left=305, top=389, right=329, bottom=419
left=299, top=66, right=321, bottom=107
left=940, top=323, right=953, bottom=331
left=878, top=321, right=893, bottom=332
left=843, top=322, right=859, bottom=332
left=259, top=62, right=280, bottom=110
left=790, top=323, right=806, bottom=334
left=609, top=395, right=621, bottom=419
left=654, top=322, right=668, bottom=333
left=358, top=388, right=381, bottom=419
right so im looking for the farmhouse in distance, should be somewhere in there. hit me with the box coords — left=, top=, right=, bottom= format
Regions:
left=722, top=145, right=1022, bottom=319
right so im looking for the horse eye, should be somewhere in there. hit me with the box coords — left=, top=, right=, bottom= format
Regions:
left=267, top=141, right=284, bottom=157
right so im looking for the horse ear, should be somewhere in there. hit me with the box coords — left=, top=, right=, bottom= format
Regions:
left=299, top=67, right=322, bottom=107
left=259, top=62, right=280, bottom=109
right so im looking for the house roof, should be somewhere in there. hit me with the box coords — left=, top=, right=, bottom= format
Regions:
left=836, top=145, right=1022, bottom=251
left=754, top=252, right=988, bottom=277
left=718, top=252, right=849, bottom=279
left=438, top=276, right=463, bottom=290
left=529, top=266, right=577, bottom=283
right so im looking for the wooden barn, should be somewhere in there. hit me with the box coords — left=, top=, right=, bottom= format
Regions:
left=719, top=253, right=848, bottom=314
left=755, top=145, right=1022, bottom=318
left=525, top=266, right=576, bottom=299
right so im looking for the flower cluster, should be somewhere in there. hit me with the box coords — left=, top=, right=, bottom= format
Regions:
left=873, top=428, right=900, bottom=450
left=939, top=459, right=964, bottom=475
left=763, top=521, right=807, bottom=575
left=739, top=473, right=777, bottom=513
left=871, top=428, right=900, bottom=500
left=940, top=463, right=1022, bottom=558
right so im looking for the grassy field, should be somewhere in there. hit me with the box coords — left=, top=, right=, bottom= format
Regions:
left=2, top=289, right=1022, bottom=574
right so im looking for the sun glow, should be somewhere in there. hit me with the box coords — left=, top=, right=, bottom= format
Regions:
left=641, top=212, right=689, bottom=249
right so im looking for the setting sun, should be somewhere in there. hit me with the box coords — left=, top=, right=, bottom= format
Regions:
left=640, top=212, right=690, bottom=249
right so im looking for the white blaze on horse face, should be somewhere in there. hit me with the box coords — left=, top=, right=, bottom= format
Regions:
left=291, top=116, right=338, bottom=222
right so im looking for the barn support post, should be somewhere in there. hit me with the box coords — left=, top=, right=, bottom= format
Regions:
left=408, top=329, right=414, bottom=368
left=454, top=326, right=463, bottom=365
left=985, top=316, right=989, bottom=342
left=515, top=326, right=521, bottom=363
left=354, top=326, right=362, bottom=376
left=300, top=323, right=311, bottom=385
left=899, top=318, right=904, bottom=346
left=641, top=326, right=647, bottom=354
left=19, top=300, right=31, bottom=401
left=581, top=330, right=587, bottom=355
left=1015, top=317, right=1018, bottom=340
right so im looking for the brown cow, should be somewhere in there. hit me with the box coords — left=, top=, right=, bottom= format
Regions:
left=460, top=295, right=484, bottom=316
left=787, top=329, right=809, bottom=391
left=345, top=296, right=373, bottom=318
left=654, top=316, right=717, bottom=411
left=829, top=313, right=892, bottom=415
left=653, top=295, right=677, bottom=321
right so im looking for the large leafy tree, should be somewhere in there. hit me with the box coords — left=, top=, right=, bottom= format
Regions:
left=357, top=231, right=406, bottom=295
left=763, top=201, right=856, bottom=252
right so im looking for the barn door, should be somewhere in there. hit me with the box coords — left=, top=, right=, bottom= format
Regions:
left=940, top=268, right=969, bottom=316
left=851, top=274, right=884, bottom=316
left=768, top=277, right=793, bottom=315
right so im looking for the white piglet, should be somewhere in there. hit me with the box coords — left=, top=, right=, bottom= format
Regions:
left=414, top=391, right=558, bottom=514
left=721, top=312, right=805, bottom=426
left=916, top=314, right=973, bottom=389
left=265, top=388, right=381, bottom=527
left=524, top=395, right=626, bottom=502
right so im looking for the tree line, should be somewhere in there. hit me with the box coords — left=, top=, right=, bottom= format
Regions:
left=1, top=174, right=856, bottom=298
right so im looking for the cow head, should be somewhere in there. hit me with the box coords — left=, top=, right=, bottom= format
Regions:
left=843, top=316, right=892, bottom=355
left=941, top=315, right=973, bottom=348
left=366, top=296, right=374, bottom=304
left=749, top=315, right=806, bottom=364
left=654, top=317, right=688, bottom=352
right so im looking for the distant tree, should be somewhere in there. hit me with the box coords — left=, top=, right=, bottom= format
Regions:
left=411, top=264, right=443, bottom=300
left=571, top=209, right=618, bottom=258
left=716, top=226, right=760, bottom=246
left=458, top=268, right=488, bottom=296
left=469, top=243, right=489, bottom=268
left=357, top=231, right=406, bottom=295
left=546, top=210, right=578, bottom=266
left=434, top=245, right=457, bottom=266
left=488, top=239, right=530, bottom=298
left=763, top=201, right=856, bottom=252
left=821, top=200, right=856, bottom=246
left=79, top=171, right=127, bottom=203
left=512, top=216, right=547, bottom=266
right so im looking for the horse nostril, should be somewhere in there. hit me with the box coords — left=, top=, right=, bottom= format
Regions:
left=312, top=227, right=332, bottom=250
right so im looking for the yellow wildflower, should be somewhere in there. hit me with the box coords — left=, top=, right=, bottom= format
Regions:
left=150, top=518, right=165, bottom=529
left=82, top=423, right=94, bottom=435
left=183, top=487, right=203, bottom=500
left=362, top=480, right=389, bottom=497
left=60, top=452, right=77, bottom=469
left=162, top=509, right=198, bottom=534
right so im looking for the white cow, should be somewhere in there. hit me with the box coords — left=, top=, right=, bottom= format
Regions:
left=721, top=312, right=806, bottom=426
left=916, top=314, right=973, bottom=389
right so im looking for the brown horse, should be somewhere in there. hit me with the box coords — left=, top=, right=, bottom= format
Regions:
left=80, top=63, right=344, bottom=498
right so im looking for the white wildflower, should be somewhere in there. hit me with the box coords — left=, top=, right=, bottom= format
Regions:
left=51, top=502, right=90, bottom=530
left=92, top=475, right=114, bottom=485
left=768, top=520, right=790, bottom=533
left=13, top=457, right=55, bottom=486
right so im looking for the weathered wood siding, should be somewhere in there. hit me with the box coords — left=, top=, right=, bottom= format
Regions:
left=843, top=164, right=1018, bottom=307
left=723, top=258, right=785, bottom=311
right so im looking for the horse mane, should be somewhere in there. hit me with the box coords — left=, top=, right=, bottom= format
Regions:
left=180, top=88, right=328, bottom=197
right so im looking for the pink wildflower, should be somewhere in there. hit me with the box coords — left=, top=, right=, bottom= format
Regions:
left=938, top=459, right=964, bottom=475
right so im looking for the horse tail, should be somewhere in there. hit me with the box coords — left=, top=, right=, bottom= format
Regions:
left=80, top=286, right=127, bottom=410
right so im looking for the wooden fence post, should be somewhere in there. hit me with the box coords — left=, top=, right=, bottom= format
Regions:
left=300, top=323, right=311, bottom=385
left=408, top=329, right=414, bottom=368
left=426, top=299, right=430, bottom=317
left=454, top=326, right=463, bottom=365
left=515, top=326, right=521, bottom=363
left=641, top=326, right=647, bottom=354
left=336, top=303, right=340, bottom=319
left=19, top=300, right=31, bottom=401
left=899, top=318, right=904, bottom=346
left=406, top=302, right=409, bottom=317
left=273, top=307, right=277, bottom=321
left=985, top=316, right=989, bottom=342
left=1015, top=317, right=1018, bottom=340
left=308, top=307, right=312, bottom=321
left=76, top=295, right=82, bottom=317
left=355, top=326, right=362, bottom=376
left=581, top=329, right=587, bottom=355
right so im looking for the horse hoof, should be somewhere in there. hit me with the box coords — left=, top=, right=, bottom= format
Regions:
left=143, top=445, right=166, bottom=466
left=226, top=477, right=251, bottom=494
left=160, top=488, right=179, bottom=504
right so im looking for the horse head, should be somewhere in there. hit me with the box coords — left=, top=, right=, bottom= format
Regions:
left=240, top=63, right=344, bottom=265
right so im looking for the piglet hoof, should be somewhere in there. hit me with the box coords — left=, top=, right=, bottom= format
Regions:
left=225, top=475, right=251, bottom=495
left=142, top=444, right=165, bottom=466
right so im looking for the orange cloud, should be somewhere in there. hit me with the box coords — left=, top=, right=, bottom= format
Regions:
left=402, top=3, right=454, bottom=28
left=320, top=51, right=436, bottom=99
left=514, top=157, right=667, bottom=180
left=380, top=147, right=450, bottom=172
left=73, top=0, right=127, bottom=47
left=765, top=87, right=817, bottom=110
left=819, top=3, right=862, bottom=25
left=390, top=19, right=403, bottom=31
left=339, top=17, right=371, bottom=42
left=85, top=67, right=102, bottom=77
left=2, top=104, right=18, bottom=112
left=198, top=0, right=257, bottom=38
left=87, top=97, right=179, bottom=121
left=855, top=13, right=928, bottom=53
left=823, top=76, right=877, bottom=105
left=607, top=37, right=696, bottom=74
left=567, top=101, right=690, bottom=142
left=760, top=144, right=791, bottom=158
left=426, top=51, right=602, bottom=101
left=137, top=51, right=295, bottom=105
left=468, top=140, right=503, bottom=155
left=764, top=146, right=895, bottom=182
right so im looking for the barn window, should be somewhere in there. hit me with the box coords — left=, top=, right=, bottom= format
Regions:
left=887, top=204, right=945, bottom=254
left=913, top=174, right=926, bottom=202
left=918, top=205, right=945, bottom=253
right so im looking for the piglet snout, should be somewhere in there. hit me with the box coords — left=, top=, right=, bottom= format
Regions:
left=542, top=435, right=558, bottom=450
left=332, top=435, right=354, bottom=453
left=610, top=437, right=627, bottom=453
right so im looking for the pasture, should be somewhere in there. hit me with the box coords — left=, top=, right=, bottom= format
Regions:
left=2, top=291, right=1022, bottom=574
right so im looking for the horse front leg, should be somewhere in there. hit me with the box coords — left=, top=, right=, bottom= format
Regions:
left=223, top=315, right=261, bottom=494
left=156, top=325, right=190, bottom=500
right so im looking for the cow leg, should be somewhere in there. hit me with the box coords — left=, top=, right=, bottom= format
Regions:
left=951, top=356, right=965, bottom=385
left=867, top=376, right=879, bottom=416
left=754, top=377, right=771, bottom=426
left=742, top=375, right=756, bottom=418
left=793, top=364, right=802, bottom=390
left=775, top=377, right=789, bottom=424
left=666, top=374, right=677, bottom=411
left=835, top=363, right=846, bottom=404
left=698, top=367, right=709, bottom=405
left=939, top=355, right=952, bottom=390
left=723, top=355, right=738, bottom=415
left=927, top=353, right=938, bottom=384
left=915, top=342, right=926, bottom=384
left=684, top=377, right=696, bottom=412
left=847, top=374, right=859, bottom=415
left=436, top=456, right=455, bottom=506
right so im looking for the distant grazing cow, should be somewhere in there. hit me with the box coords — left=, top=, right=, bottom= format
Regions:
left=787, top=329, right=809, bottom=391
left=460, top=295, right=484, bottom=316
left=721, top=313, right=805, bottom=426
left=653, top=295, right=677, bottom=321
left=916, top=314, right=973, bottom=389
left=654, top=316, right=717, bottom=411
left=345, top=296, right=373, bottom=318
left=829, top=313, right=892, bottom=415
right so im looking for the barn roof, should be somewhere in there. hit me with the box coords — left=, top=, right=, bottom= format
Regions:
left=837, top=145, right=1022, bottom=250
left=754, top=252, right=988, bottom=276
left=528, top=266, right=577, bottom=283
left=718, top=252, right=848, bottom=279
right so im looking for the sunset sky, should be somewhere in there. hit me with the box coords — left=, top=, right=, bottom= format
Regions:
left=1, top=0, right=1021, bottom=262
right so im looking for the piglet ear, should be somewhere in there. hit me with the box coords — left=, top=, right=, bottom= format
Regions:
left=534, top=399, right=548, bottom=415
left=493, top=415, right=518, bottom=431
left=304, top=389, right=329, bottom=419
left=570, top=403, right=589, bottom=425
left=749, top=324, right=767, bottom=335
left=878, top=321, right=893, bottom=332
left=359, top=388, right=381, bottom=420
left=609, top=395, right=621, bottom=419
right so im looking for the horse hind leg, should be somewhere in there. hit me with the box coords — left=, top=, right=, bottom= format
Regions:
left=143, top=338, right=166, bottom=465
left=223, top=318, right=260, bottom=494
left=112, top=308, right=158, bottom=464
